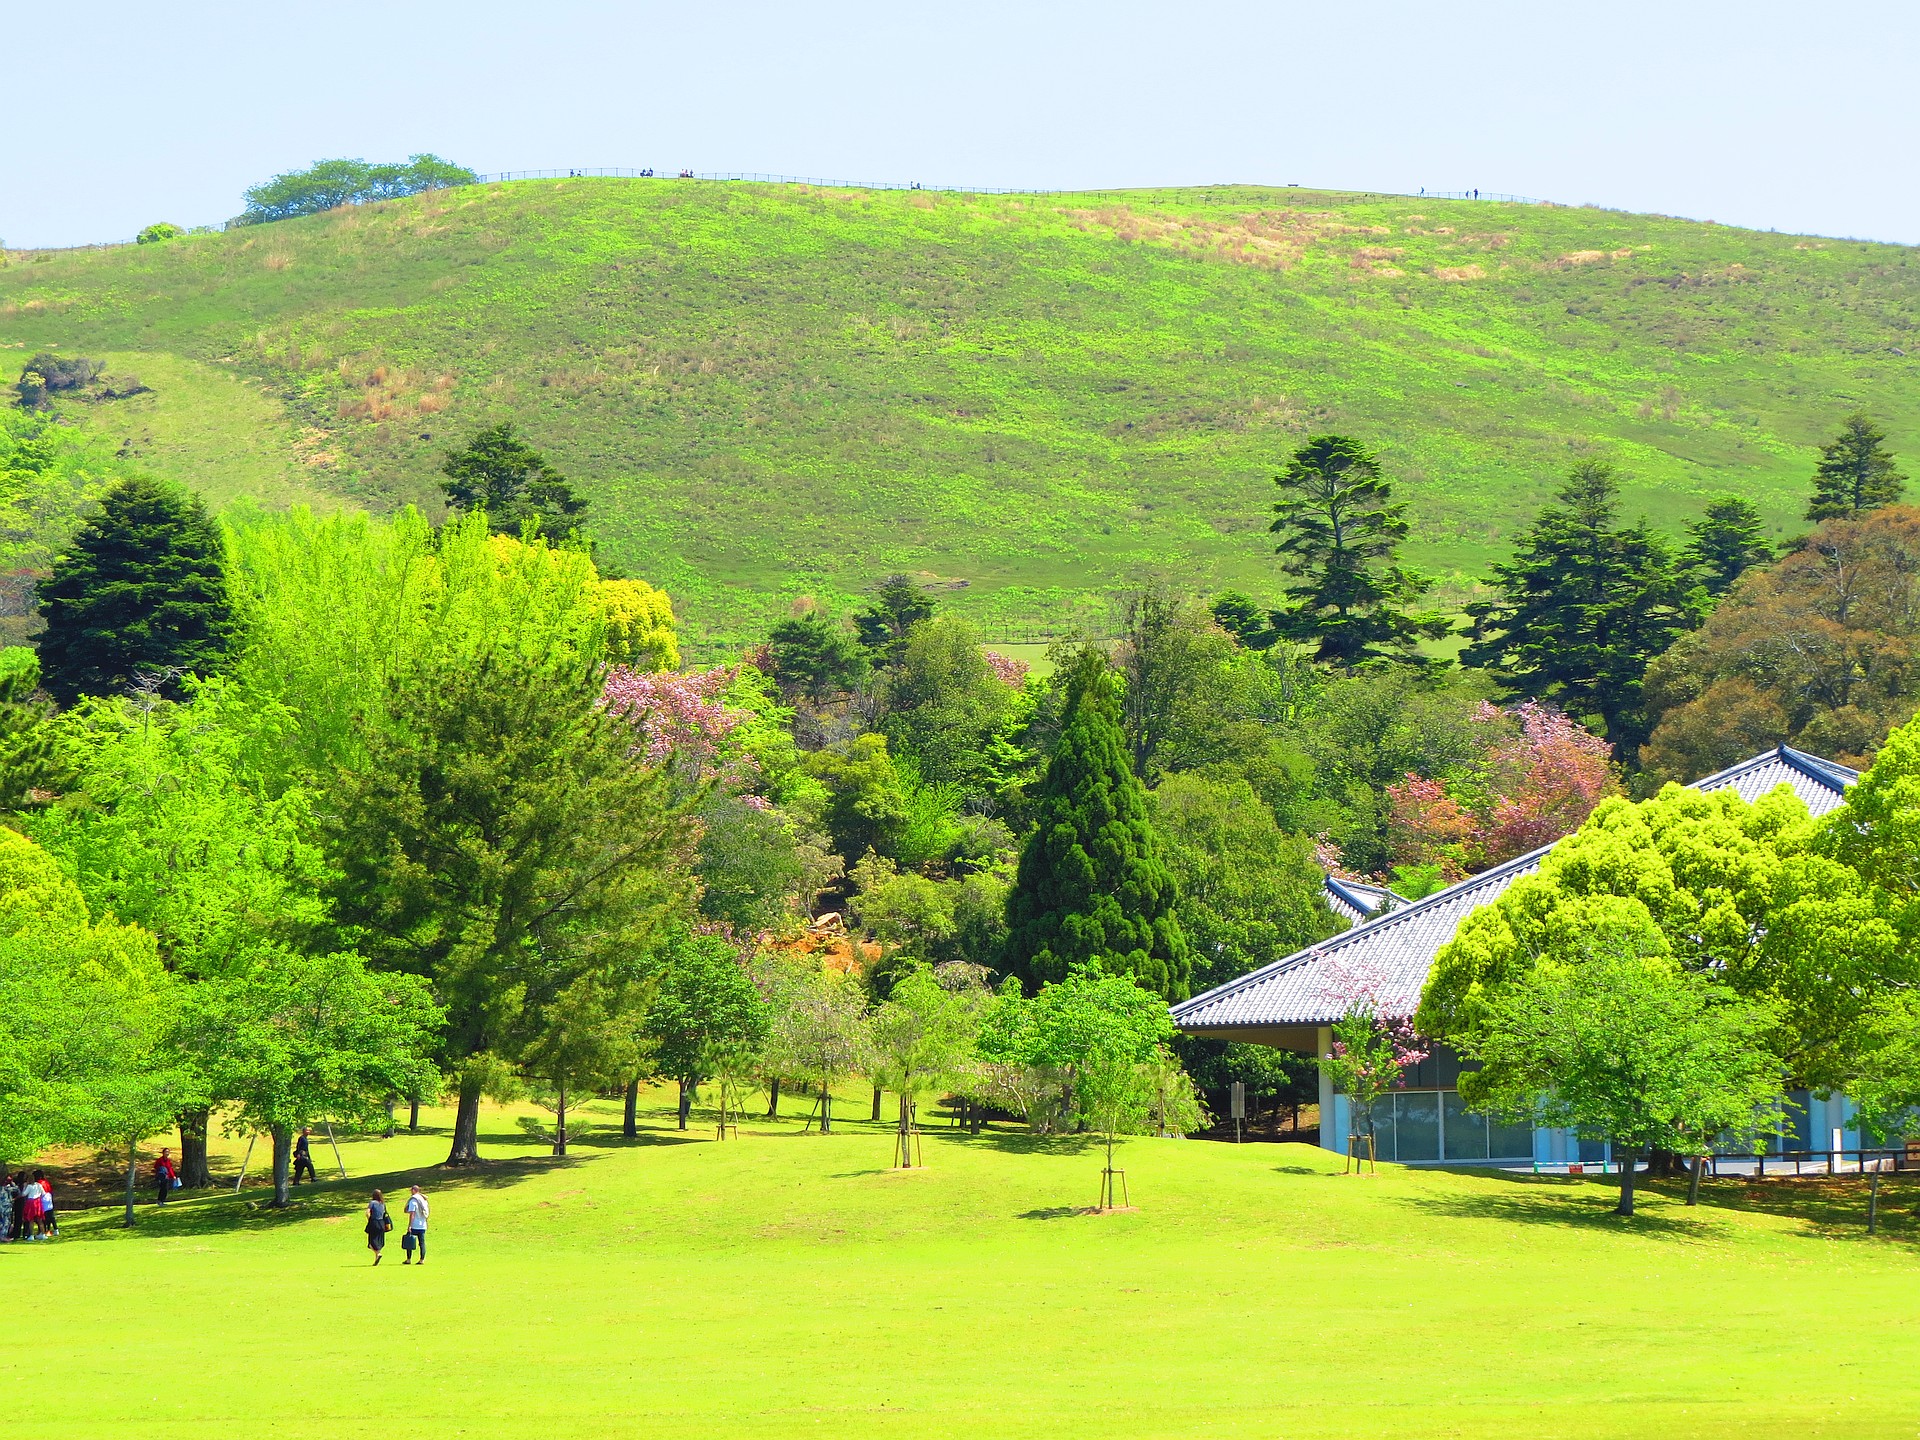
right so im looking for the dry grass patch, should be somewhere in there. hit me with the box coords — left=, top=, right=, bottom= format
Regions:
left=1433, top=264, right=1485, bottom=281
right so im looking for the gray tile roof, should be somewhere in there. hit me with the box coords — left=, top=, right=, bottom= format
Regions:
left=1172, top=745, right=1858, bottom=1033
left=1323, top=876, right=1405, bottom=926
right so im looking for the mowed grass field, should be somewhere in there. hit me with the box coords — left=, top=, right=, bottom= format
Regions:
left=4, top=178, right=1918, bottom=639
left=17, top=1082, right=1920, bottom=1438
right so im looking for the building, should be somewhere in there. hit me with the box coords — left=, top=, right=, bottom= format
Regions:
left=1172, top=746, right=1860, bottom=1166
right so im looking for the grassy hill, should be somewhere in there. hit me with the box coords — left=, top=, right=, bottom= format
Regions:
left=3, top=179, right=1916, bottom=643
left=25, top=1084, right=1920, bottom=1438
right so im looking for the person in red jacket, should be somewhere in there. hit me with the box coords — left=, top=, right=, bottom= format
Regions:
left=153, top=1148, right=177, bottom=1206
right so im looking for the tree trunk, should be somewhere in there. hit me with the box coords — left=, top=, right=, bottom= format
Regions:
left=1686, top=1154, right=1705, bottom=1206
left=177, top=1108, right=212, bottom=1189
left=554, top=1079, right=568, bottom=1156
left=383, top=1099, right=396, bottom=1138
left=821, top=1087, right=833, bottom=1134
left=1615, top=1145, right=1638, bottom=1217
left=970, top=1097, right=982, bottom=1136
left=897, top=1091, right=911, bottom=1167
left=622, top=1076, right=639, bottom=1138
left=677, top=1079, right=692, bottom=1131
left=1869, top=1170, right=1882, bottom=1233
left=871, top=1086, right=882, bottom=1122
left=270, top=1124, right=293, bottom=1208
left=767, top=1077, right=780, bottom=1119
left=447, top=1069, right=484, bottom=1165
left=122, top=1138, right=139, bottom=1228
left=408, top=1095, right=420, bottom=1132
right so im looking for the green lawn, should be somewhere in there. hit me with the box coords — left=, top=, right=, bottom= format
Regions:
left=18, top=1084, right=1919, bottom=1437
left=4, top=180, right=1916, bottom=640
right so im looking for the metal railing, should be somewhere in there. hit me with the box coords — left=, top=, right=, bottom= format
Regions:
left=1708, top=1147, right=1912, bottom=1178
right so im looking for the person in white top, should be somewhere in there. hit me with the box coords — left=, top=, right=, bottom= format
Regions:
left=402, top=1186, right=430, bottom=1265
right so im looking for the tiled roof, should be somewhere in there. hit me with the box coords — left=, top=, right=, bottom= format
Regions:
left=1323, top=876, right=1405, bottom=926
left=1172, top=745, right=1859, bottom=1033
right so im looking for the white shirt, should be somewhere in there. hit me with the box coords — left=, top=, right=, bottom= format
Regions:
left=405, top=1194, right=429, bottom=1230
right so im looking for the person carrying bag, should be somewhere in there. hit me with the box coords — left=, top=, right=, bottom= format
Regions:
left=365, top=1189, right=392, bottom=1265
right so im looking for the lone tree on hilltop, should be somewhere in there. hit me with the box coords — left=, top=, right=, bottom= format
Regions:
left=1683, top=495, right=1774, bottom=597
left=37, top=475, right=233, bottom=705
left=1806, top=413, right=1906, bottom=521
left=1269, top=434, right=1443, bottom=666
left=1003, top=654, right=1191, bottom=1000
left=442, top=423, right=588, bottom=537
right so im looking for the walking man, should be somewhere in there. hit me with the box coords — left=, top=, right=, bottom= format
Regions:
left=402, top=1185, right=430, bottom=1264
left=153, top=1147, right=177, bottom=1205
left=292, top=1128, right=316, bottom=1185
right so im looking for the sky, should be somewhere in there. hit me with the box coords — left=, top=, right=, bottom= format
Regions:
left=4, top=0, right=1917, bottom=249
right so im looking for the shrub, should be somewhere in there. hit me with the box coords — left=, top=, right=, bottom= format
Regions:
left=136, top=223, right=184, bottom=244
left=14, top=353, right=102, bottom=408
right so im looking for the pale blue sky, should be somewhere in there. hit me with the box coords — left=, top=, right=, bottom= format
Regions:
left=4, top=0, right=1916, bottom=248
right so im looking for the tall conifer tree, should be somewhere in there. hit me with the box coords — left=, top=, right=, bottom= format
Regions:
left=37, top=475, right=233, bottom=705
left=1003, top=656, right=1192, bottom=999
left=1683, top=496, right=1774, bottom=597
left=1463, top=461, right=1700, bottom=757
left=1269, top=434, right=1440, bottom=665
left=1805, top=412, right=1906, bottom=521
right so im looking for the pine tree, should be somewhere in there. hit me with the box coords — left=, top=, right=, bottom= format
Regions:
left=1002, top=660, right=1192, bottom=999
left=37, top=475, right=233, bottom=705
left=1463, top=461, right=1701, bottom=758
left=442, top=423, right=588, bottom=536
left=1269, top=434, right=1440, bottom=665
left=854, top=573, right=935, bottom=666
left=1806, top=413, right=1906, bottom=521
left=1683, top=496, right=1774, bottom=597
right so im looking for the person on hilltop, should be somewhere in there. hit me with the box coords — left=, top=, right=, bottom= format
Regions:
left=153, top=1148, right=178, bottom=1206
left=292, top=1127, right=316, bottom=1185
left=365, top=1189, right=392, bottom=1265
left=402, top=1185, right=430, bottom=1265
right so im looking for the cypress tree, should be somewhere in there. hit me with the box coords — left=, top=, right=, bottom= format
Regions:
left=1683, top=496, right=1774, bottom=597
left=1269, top=434, right=1441, bottom=665
left=1806, top=413, right=1906, bottom=521
left=1463, top=460, right=1701, bottom=758
left=37, top=475, right=233, bottom=705
left=1003, top=658, right=1192, bottom=1000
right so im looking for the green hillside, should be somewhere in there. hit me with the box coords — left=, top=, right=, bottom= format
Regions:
left=3, top=179, right=1916, bottom=642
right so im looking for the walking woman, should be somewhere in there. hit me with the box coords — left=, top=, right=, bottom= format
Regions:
left=365, top=1188, right=392, bottom=1264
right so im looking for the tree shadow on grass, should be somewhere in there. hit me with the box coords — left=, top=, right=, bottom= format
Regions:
left=1387, top=1184, right=1706, bottom=1240
left=53, top=1152, right=601, bottom=1242
left=1016, top=1206, right=1093, bottom=1221
left=963, top=1130, right=1101, bottom=1158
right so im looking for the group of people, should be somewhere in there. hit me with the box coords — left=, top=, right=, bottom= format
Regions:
left=1, top=1172, right=56, bottom=1241
left=364, top=1185, right=430, bottom=1265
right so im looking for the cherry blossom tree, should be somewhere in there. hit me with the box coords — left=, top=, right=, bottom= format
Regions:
left=1317, top=958, right=1429, bottom=1170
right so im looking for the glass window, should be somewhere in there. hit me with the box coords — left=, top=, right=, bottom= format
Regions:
left=1487, top=1113, right=1534, bottom=1160
left=1361, top=1096, right=1396, bottom=1164
left=1577, top=1135, right=1608, bottom=1164
left=1397, top=1091, right=1441, bottom=1162
left=1443, top=1091, right=1489, bottom=1161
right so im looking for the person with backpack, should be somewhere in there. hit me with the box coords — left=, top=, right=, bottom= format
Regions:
left=401, top=1185, right=430, bottom=1264
left=153, top=1148, right=178, bottom=1205
left=365, top=1189, right=391, bottom=1264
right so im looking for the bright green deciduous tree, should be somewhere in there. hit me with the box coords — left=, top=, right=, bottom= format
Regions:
left=324, top=646, right=692, bottom=1165
left=0, top=649, right=54, bottom=808
left=877, top=615, right=1015, bottom=790
left=186, top=950, right=441, bottom=1205
left=1269, top=434, right=1441, bottom=666
left=645, top=932, right=770, bottom=1131
left=1461, top=941, right=1784, bottom=1216
left=1003, top=666, right=1192, bottom=999
left=765, top=963, right=872, bottom=1134
left=869, top=965, right=982, bottom=1166
left=1419, top=781, right=1912, bottom=1101
left=37, top=475, right=234, bottom=705
left=236, top=155, right=476, bottom=225
left=1805, top=412, right=1906, bottom=521
left=1463, top=460, right=1702, bottom=757
left=1683, top=496, right=1775, bottom=597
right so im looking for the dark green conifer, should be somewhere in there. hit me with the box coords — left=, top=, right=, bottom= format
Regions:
left=442, top=423, right=587, bottom=536
left=1003, top=658, right=1192, bottom=1000
left=1683, top=496, right=1774, bottom=596
left=854, top=573, right=934, bottom=667
left=1269, top=434, right=1442, bottom=665
left=1805, top=413, right=1906, bottom=521
left=1463, top=460, right=1700, bottom=757
left=37, top=475, right=233, bottom=705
